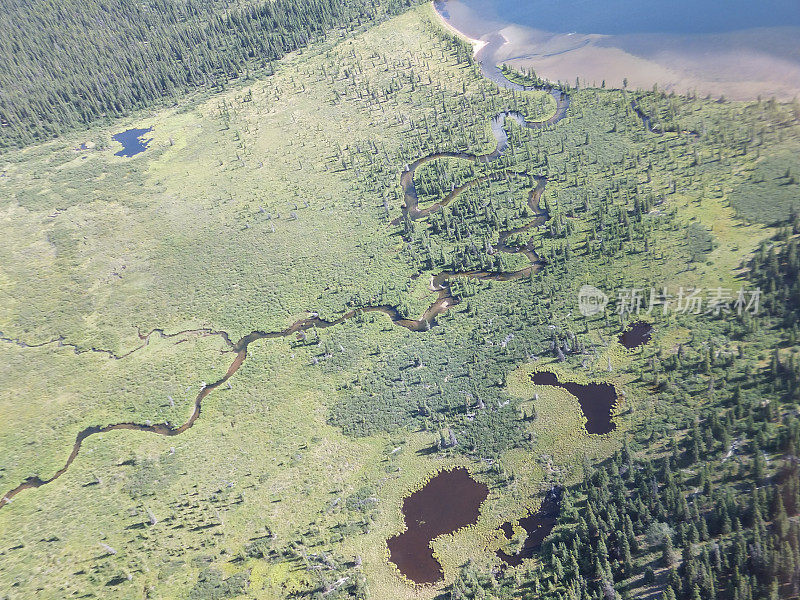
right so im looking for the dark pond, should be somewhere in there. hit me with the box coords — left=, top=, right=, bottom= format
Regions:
left=531, top=371, right=617, bottom=434
left=618, top=321, right=653, bottom=350
left=496, top=486, right=562, bottom=566
left=387, top=467, right=489, bottom=584
left=113, top=127, right=153, bottom=157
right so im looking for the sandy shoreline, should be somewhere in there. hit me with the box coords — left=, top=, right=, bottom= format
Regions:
left=432, top=0, right=800, bottom=101
left=432, top=2, right=487, bottom=57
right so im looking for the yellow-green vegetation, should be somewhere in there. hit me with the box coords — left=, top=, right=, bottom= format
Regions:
left=1, top=1, right=799, bottom=599
left=0, top=330, right=233, bottom=490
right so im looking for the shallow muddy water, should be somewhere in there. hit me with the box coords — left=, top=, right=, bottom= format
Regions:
left=435, top=0, right=800, bottom=100
left=446, top=0, right=800, bottom=36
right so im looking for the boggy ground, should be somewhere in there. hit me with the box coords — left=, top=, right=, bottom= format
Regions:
left=0, top=2, right=798, bottom=599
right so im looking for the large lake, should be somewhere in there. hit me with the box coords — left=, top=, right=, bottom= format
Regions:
left=450, top=0, right=800, bottom=36
left=437, top=0, right=800, bottom=100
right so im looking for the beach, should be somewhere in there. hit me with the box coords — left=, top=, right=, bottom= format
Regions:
left=433, top=0, right=487, bottom=56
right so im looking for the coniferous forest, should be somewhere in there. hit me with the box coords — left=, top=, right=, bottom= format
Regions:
left=0, top=0, right=415, bottom=149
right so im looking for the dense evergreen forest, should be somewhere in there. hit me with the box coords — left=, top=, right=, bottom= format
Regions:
left=0, top=0, right=415, bottom=149
left=430, top=212, right=800, bottom=599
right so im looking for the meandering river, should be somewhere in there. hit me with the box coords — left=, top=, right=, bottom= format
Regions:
left=2, top=27, right=580, bottom=510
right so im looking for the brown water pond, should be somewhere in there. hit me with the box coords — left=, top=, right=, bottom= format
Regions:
left=387, top=467, right=488, bottom=584
left=531, top=371, right=617, bottom=434
left=618, top=321, right=653, bottom=349
left=496, top=486, right=562, bottom=566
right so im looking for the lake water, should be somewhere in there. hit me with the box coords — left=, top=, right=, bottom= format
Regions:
left=437, top=0, right=800, bottom=100
left=450, top=0, right=800, bottom=36
left=387, top=468, right=488, bottom=584
left=531, top=371, right=617, bottom=435
left=618, top=321, right=653, bottom=350
left=113, top=127, right=153, bottom=157
left=496, top=486, right=562, bottom=566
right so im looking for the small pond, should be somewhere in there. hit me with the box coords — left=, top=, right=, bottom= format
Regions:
left=387, top=467, right=488, bottom=584
left=113, top=127, right=153, bottom=157
left=496, top=486, right=562, bottom=566
left=618, top=321, right=653, bottom=349
left=531, top=371, right=617, bottom=434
